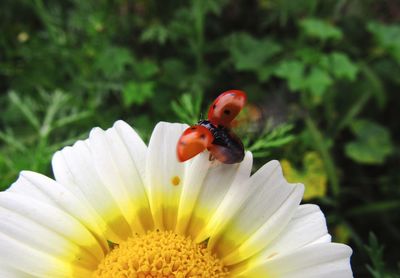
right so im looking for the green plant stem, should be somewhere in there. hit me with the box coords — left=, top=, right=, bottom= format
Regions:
left=347, top=201, right=400, bottom=217
left=333, top=0, right=349, bottom=20
left=192, top=0, right=205, bottom=76
left=305, top=115, right=340, bottom=197
left=341, top=220, right=364, bottom=250
left=9, top=92, right=40, bottom=131
left=334, top=91, right=371, bottom=136
left=33, top=0, right=58, bottom=42
left=332, top=63, right=385, bottom=139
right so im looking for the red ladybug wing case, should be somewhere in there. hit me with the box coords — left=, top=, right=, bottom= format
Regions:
left=176, top=125, right=213, bottom=162
left=207, top=90, right=247, bottom=127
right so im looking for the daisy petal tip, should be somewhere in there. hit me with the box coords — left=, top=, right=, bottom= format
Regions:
left=296, top=182, right=305, bottom=194
left=18, top=170, right=41, bottom=182
left=113, top=119, right=130, bottom=128
left=13, top=171, right=27, bottom=182
left=269, top=159, right=280, bottom=167
left=113, top=120, right=139, bottom=135
left=51, top=150, right=62, bottom=164
left=55, top=141, right=78, bottom=155
left=150, top=122, right=189, bottom=143
left=300, top=203, right=322, bottom=215
left=89, top=126, right=105, bottom=138
left=18, top=170, right=31, bottom=177
left=244, top=151, right=253, bottom=160
left=338, top=242, right=353, bottom=256
left=151, top=121, right=169, bottom=136
left=156, top=121, right=189, bottom=130
left=51, top=147, right=71, bottom=168
left=154, top=121, right=170, bottom=129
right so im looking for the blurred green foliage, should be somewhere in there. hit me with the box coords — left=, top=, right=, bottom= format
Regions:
left=1, top=0, right=400, bottom=275
left=365, top=233, right=400, bottom=278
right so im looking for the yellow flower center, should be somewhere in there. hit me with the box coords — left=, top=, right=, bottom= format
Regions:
left=93, top=230, right=228, bottom=278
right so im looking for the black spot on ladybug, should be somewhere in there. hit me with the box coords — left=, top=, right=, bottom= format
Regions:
left=224, top=109, right=231, bottom=115
left=230, top=93, right=235, bottom=96
left=180, top=141, right=186, bottom=146
left=190, top=127, right=197, bottom=130
left=199, top=134, right=206, bottom=140
left=213, top=104, right=216, bottom=109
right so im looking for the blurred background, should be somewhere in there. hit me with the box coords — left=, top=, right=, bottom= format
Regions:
left=1, top=0, right=399, bottom=276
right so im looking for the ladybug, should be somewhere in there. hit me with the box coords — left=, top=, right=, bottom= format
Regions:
left=176, top=90, right=247, bottom=164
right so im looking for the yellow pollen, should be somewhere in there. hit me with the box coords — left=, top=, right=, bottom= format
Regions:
left=171, top=176, right=181, bottom=186
left=93, top=230, right=228, bottom=278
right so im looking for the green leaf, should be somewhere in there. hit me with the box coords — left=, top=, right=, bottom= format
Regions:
left=345, top=119, right=393, bottom=164
left=8, top=91, right=40, bottom=130
left=228, top=33, right=281, bottom=72
left=274, top=60, right=305, bottom=91
left=160, top=59, right=190, bottom=89
left=281, top=152, right=327, bottom=201
left=295, top=47, right=324, bottom=64
left=300, top=18, right=343, bottom=41
left=171, top=92, right=203, bottom=123
left=140, top=24, right=169, bottom=45
left=364, top=233, right=399, bottom=278
left=134, top=60, right=159, bottom=79
left=320, top=52, right=358, bottom=81
left=257, top=65, right=276, bottom=82
left=0, top=128, right=27, bottom=152
left=304, top=67, right=333, bottom=97
left=359, top=64, right=386, bottom=109
left=95, top=46, right=134, bottom=78
left=247, top=122, right=295, bottom=155
left=122, top=81, right=155, bottom=106
left=368, top=22, right=400, bottom=64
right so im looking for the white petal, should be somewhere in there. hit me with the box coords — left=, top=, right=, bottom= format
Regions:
left=88, top=124, right=153, bottom=232
left=8, top=171, right=108, bottom=253
left=0, top=231, right=92, bottom=278
left=0, top=232, right=76, bottom=278
left=0, top=263, right=34, bottom=278
left=174, top=151, right=211, bottom=235
left=209, top=161, right=304, bottom=265
left=311, top=234, right=332, bottom=244
left=178, top=152, right=252, bottom=241
left=0, top=192, right=102, bottom=277
left=238, top=243, right=353, bottom=278
left=52, top=121, right=150, bottom=242
left=192, top=152, right=253, bottom=242
left=113, top=120, right=147, bottom=184
left=255, top=204, right=331, bottom=261
left=145, top=122, right=189, bottom=230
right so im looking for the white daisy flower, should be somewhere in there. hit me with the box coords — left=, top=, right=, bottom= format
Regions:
left=0, top=121, right=353, bottom=277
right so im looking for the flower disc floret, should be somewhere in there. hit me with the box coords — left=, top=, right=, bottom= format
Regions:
left=94, top=230, right=228, bottom=278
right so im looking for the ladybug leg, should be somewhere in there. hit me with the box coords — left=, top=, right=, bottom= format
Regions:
left=208, top=153, right=215, bottom=162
